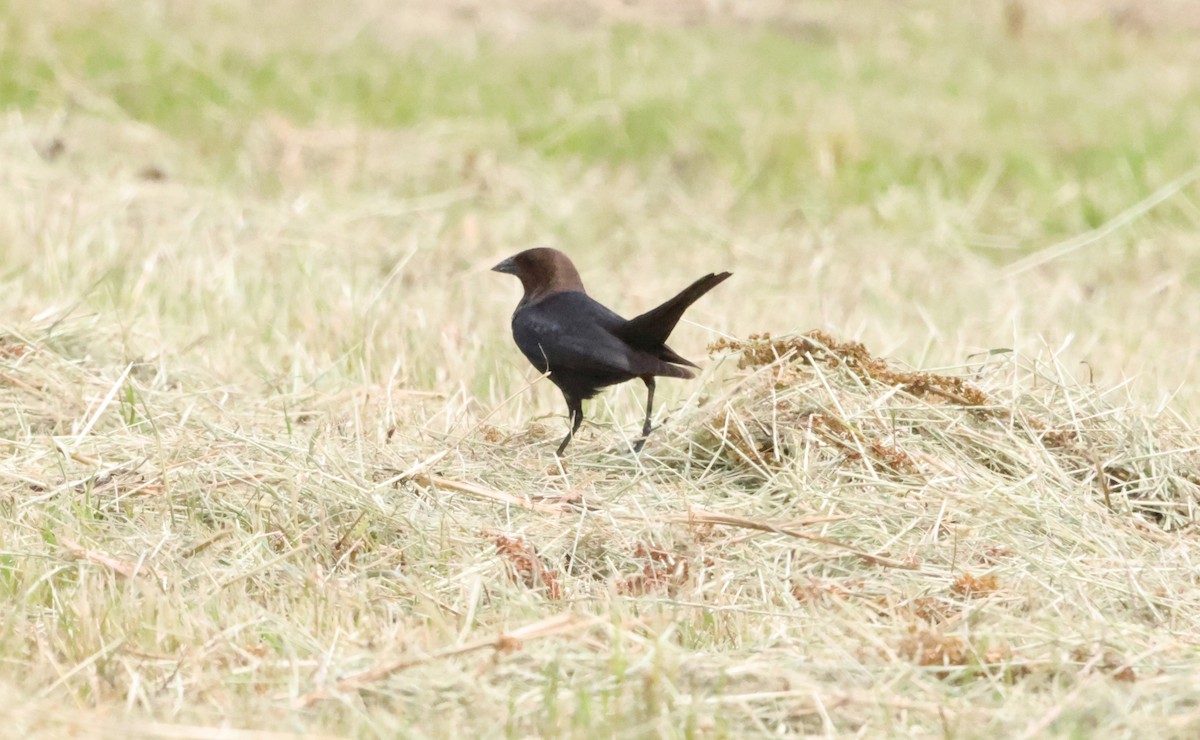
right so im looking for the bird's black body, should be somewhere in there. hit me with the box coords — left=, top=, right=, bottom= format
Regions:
left=494, top=247, right=730, bottom=454
left=512, top=291, right=692, bottom=402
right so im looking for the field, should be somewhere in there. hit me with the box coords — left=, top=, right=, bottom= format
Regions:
left=3, top=0, right=1200, bottom=736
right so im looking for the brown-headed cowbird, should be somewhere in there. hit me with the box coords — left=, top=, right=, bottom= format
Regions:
left=493, top=247, right=731, bottom=455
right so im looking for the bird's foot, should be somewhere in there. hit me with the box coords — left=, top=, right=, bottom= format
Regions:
left=633, top=425, right=652, bottom=453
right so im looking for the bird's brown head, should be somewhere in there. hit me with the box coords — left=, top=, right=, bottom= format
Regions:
left=492, top=247, right=586, bottom=304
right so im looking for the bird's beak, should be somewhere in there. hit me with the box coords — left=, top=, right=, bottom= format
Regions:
left=491, top=256, right=518, bottom=275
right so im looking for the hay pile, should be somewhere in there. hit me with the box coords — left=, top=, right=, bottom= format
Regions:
left=696, top=330, right=1200, bottom=531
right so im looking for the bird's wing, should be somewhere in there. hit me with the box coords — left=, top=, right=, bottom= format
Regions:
left=512, top=302, right=641, bottom=376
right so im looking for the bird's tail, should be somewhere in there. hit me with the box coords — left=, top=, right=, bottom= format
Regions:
left=652, top=362, right=695, bottom=380
left=615, top=272, right=732, bottom=351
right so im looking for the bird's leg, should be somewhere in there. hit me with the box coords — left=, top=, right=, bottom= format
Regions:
left=634, top=377, right=656, bottom=453
left=556, top=396, right=584, bottom=456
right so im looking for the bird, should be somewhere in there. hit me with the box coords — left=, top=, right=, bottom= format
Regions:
left=492, top=247, right=731, bottom=455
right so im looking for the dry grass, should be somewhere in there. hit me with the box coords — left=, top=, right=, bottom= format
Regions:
left=3, top=0, right=1200, bottom=737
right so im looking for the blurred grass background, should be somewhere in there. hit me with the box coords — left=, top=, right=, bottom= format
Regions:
left=3, top=0, right=1199, bottom=410
left=6, top=0, right=1200, bottom=230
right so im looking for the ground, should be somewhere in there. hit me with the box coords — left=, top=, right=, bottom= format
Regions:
left=2, top=0, right=1200, bottom=737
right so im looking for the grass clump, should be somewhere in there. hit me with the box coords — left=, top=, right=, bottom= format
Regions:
left=700, top=330, right=1200, bottom=528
